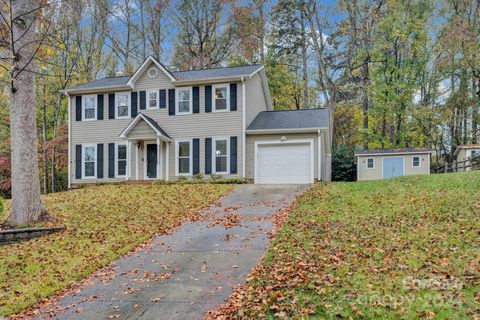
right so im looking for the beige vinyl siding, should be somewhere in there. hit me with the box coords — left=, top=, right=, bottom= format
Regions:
left=245, top=132, right=323, bottom=180
left=128, top=119, right=157, bottom=139
left=245, top=73, right=268, bottom=126
left=70, top=61, right=246, bottom=183
left=357, top=153, right=431, bottom=181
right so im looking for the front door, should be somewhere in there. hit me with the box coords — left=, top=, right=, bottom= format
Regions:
left=146, top=144, right=157, bottom=179
left=383, top=157, right=404, bottom=179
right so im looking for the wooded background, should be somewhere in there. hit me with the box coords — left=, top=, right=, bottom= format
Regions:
left=0, top=0, right=479, bottom=196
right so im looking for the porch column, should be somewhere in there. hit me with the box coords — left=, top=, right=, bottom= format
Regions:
left=135, top=141, right=139, bottom=180
left=126, top=141, right=130, bottom=181
left=166, top=142, right=170, bottom=181
left=156, top=138, right=161, bottom=180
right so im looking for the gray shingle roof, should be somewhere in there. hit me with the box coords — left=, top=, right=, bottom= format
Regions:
left=171, top=65, right=263, bottom=81
left=66, top=64, right=264, bottom=92
left=355, top=148, right=433, bottom=156
left=247, top=109, right=329, bottom=131
left=141, top=113, right=172, bottom=139
left=68, top=76, right=130, bottom=91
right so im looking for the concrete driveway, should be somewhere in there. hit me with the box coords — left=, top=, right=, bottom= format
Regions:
left=30, top=184, right=307, bottom=320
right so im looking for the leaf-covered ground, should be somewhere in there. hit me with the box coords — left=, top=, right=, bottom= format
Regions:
left=0, top=183, right=232, bottom=316
left=210, top=172, right=480, bottom=319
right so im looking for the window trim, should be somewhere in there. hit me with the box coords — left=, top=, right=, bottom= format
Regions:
left=212, top=137, right=230, bottom=174
left=212, top=84, right=230, bottom=112
left=115, top=92, right=130, bottom=119
left=115, top=141, right=127, bottom=178
left=82, top=95, right=97, bottom=121
left=175, top=139, right=193, bottom=176
left=412, top=156, right=421, bottom=168
left=82, top=144, right=97, bottom=179
left=147, top=89, right=158, bottom=110
left=176, top=87, right=193, bottom=115
left=366, top=157, right=375, bottom=169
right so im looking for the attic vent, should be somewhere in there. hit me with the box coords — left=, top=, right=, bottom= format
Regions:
left=148, top=67, right=158, bottom=78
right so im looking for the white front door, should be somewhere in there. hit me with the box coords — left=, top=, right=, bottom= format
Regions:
left=255, top=142, right=313, bottom=184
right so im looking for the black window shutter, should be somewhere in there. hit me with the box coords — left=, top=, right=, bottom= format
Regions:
left=193, top=138, right=200, bottom=174
left=168, top=89, right=175, bottom=115
left=192, top=87, right=199, bottom=113
left=97, top=94, right=104, bottom=120
left=205, top=138, right=212, bottom=174
left=230, top=83, right=237, bottom=111
left=75, top=144, right=82, bottom=179
left=205, top=86, right=212, bottom=113
left=139, top=91, right=146, bottom=110
left=108, top=93, right=115, bottom=119
left=97, top=144, right=104, bottom=178
left=230, top=136, right=237, bottom=174
left=159, top=89, right=166, bottom=108
left=108, top=143, right=115, bottom=178
left=76, top=96, right=82, bottom=121
left=131, top=92, right=138, bottom=118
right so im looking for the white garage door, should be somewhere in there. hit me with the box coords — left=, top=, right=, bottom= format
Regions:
left=256, top=142, right=313, bottom=184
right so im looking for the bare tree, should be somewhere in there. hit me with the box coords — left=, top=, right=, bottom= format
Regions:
left=0, top=0, right=51, bottom=225
left=173, top=0, right=236, bottom=69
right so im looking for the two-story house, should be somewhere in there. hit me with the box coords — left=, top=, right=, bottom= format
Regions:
left=64, top=56, right=331, bottom=186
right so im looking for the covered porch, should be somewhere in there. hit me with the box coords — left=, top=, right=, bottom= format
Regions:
left=119, top=113, right=172, bottom=181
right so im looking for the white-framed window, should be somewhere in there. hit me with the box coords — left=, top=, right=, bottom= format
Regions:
left=213, top=137, right=229, bottom=173
left=116, top=93, right=130, bottom=119
left=82, top=144, right=96, bottom=179
left=116, top=142, right=127, bottom=178
left=83, top=95, right=97, bottom=121
left=412, top=156, right=420, bottom=167
left=176, top=139, right=192, bottom=175
left=213, top=84, right=229, bottom=112
left=366, top=158, right=375, bottom=169
left=147, top=90, right=158, bottom=109
left=176, top=87, right=192, bottom=115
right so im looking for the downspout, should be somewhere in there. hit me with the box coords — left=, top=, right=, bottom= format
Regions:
left=318, top=129, right=322, bottom=181
left=67, top=93, right=71, bottom=189
left=242, top=76, right=246, bottom=178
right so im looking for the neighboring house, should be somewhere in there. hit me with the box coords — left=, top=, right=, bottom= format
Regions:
left=355, top=148, right=432, bottom=181
left=453, top=144, right=480, bottom=162
left=64, top=56, right=331, bottom=186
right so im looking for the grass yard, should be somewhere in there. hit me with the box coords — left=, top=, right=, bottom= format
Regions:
left=212, top=172, right=480, bottom=319
left=0, top=183, right=232, bottom=316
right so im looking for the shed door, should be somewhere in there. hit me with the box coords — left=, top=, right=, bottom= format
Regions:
left=383, top=157, right=404, bottom=179
left=256, top=142, right=312, bottom=184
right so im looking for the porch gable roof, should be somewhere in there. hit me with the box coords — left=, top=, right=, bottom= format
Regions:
left=119, top=113, right=172, bottom=141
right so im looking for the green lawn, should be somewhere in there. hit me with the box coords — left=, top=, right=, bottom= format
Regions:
left=0, top=183, right=232, bottom=316
left=212, top=173, right=480, bottom=319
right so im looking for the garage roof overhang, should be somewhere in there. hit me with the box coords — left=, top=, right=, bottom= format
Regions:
left=246, top=127, right=327, bottom=135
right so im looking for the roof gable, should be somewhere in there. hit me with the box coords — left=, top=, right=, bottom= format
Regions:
left=127, top=56, right=176, bottom=87
left=119, top=113, right=172, bottom=140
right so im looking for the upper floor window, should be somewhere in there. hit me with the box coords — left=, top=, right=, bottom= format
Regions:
left=82, top=144, right=96, bottom=178
left=177, top=88, right=192, bottom=115
left=116, top=93, right=130, bottom=119
left=412, top=156, right=420, bottom=167
left=213, top=84, right=229, bottom=112
left=366, top=158, right=374, bottom=169
left=148, top=90, right=158, bottom=109
left=83, top=95, right=97, bottom=121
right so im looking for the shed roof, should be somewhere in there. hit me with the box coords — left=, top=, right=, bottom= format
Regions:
left=355, top=148, right=433, bottom=156
left=246, top=109, right=329, bottom=132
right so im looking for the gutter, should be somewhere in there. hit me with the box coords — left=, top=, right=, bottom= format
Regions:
left=246, top=127, right=328, bottom=135
left=62, top=85, right=131, bottom=95
left=355, top=151, right=435, bottom=157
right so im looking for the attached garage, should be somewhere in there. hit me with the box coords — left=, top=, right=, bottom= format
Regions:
left=245, top=109, right=331, bottom=184
left=255, top=141, right=313, bottom=184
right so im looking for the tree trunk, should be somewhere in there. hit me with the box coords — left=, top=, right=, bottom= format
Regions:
left=300, top=8, right=308, bottom=109
left=361, top=57, right=369, bottom=149
left=6, top=0, right=47, bottom=226
left=41, top=71, right=48, bottom=194
left=51, top=94, right=63, bottom=193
